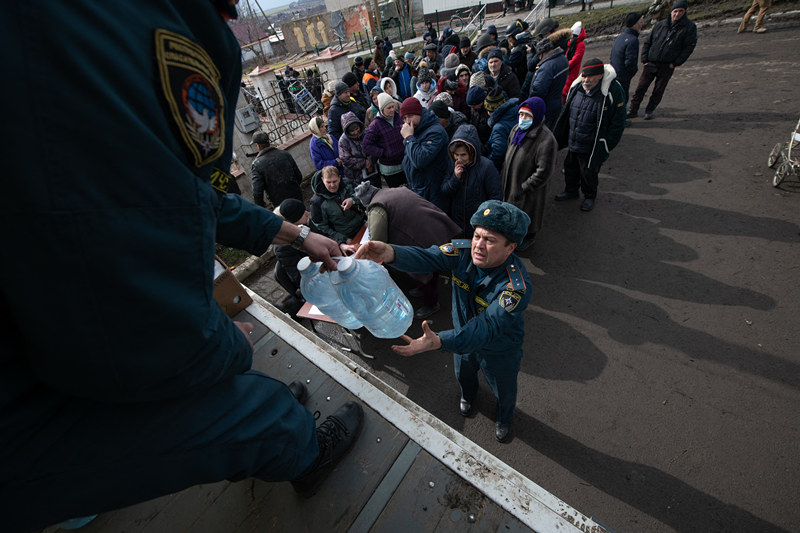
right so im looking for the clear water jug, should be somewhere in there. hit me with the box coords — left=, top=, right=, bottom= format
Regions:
left=298, top=257, right=363, bottom=329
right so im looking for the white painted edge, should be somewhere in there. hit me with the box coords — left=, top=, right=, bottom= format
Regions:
left=244, top=289, right=609, bottom=533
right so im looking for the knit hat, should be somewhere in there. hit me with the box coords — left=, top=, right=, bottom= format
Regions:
left=389, top=49, right=398, bottom=61
left=460, top=36, right=471, bottom=48
left=469, top=70, right=486, bottom=89
left=325, top=80, right=338, bottom=93
left=474, top=32, right=495, bottom=54
left=377, top=92, right=395, bottom=112
left=252, top=131, right=270, bottom=146
left=354, top=56, right=364, bottom=66
left=466, top=85, right=486, bottom=106
left=334, top=81, right=350, bottom=96
left=581, top=58, right=605, bottom=76
left=274, top=198, right=306, bottom=224
left=672, top=0, right=688, bottom=9
left=374, top=36, right=383, bottom=43
left=405, top=51, right=415, bottom=60
left=399, top=96, right=423, bottom=117
left=430, top=100, right=450, bottom=119
left=484, top=87, right=506, bottom=113
left=625, top=12, right=643, bottom=27
left=434, top=92, right=453, bottom=107
left=519, top=96, right=547, bottom=127
left=354, top=181, right=379, bottom=205
left=455, top=64, right=471, bottom=80
left=342, top=72, right=359, bottom=88
left=444, top=52, right=460, bottom=69
left=535, top=38, right=555, bottom=55
left=418, top=67, right=433, bottom=85
left=469, top=200, right=531, bottom=245
left=444, top=73, right=459, bottom=91
left=486, top=25, right=498, bottom=37
left=487, top=48, right=504, bottom=61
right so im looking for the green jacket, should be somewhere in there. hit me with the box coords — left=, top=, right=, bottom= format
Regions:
left=309, top=171, right=364, bottom=243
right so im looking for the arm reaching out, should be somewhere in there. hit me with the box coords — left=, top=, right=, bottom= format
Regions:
left=392, top=320, right=442, bottom=356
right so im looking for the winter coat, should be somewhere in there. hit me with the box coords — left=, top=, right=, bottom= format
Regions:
left=642, top=14, right=697, bottom=67
left=553, top=64, right=627, bottom=172
left=468, top=105, right=491, bottom=147
left=610, top=28, right=640, bottom=91
left=458, top=49, right=478, bottom=70
left=413, top=82, right=438, bottom=108
left=309, top=171, right=364, bottom=243
left=250, top=146, right=303, bottom=208
left=309, top=134, right=339, bottom=171
left=362, top=111, right=405, bottom=166
left=327, top=94, right=365, bottom=142
left=391, top=63, right=413, bottom=100
left=486, top=98, right=520, bottom=170
left=338, top=112, right=373, bottom=185
left=500, top=122, right=558, bottom=240
left=529, top=48, right=569, bottom=131
left=436, top=77, right=468, bottom=114
left=321, top=89, right=334, bottom=117
left=379, top=77, right=401, bottom=101
left=374, top=44, right=385, bottom=70
left=488, top=63, right=521, bottom=99
left=442, top=124, right=502, bottom=238
left=402, top=109, right=451, bottom=212
left=563, top=27, right=586, bottom=101
left=445, top=109, right=468, bottom=140
left=362, top=187, right=460, bottom=247
left=508, top=44, right=529, bottom=85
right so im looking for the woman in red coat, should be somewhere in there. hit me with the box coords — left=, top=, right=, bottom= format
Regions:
left=562, top=22, right=586, bottom=103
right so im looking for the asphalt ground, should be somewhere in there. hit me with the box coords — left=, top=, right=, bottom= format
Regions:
left=246, top=20, right=800, bottom=532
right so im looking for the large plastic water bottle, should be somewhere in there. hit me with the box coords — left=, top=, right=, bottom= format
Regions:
left=332, top=257, right=413, bottom=338
left=298, top=257, right=363, bottom=329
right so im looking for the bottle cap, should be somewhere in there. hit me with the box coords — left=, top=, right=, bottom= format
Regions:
left=297, top=256, right=315, bottom=274
left=337, top=256, right=356, bottom=275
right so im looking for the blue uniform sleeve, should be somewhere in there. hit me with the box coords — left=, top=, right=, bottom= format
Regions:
left=392, top=244, right=461, bottom=273
left=215, top=192, right=284, bottom=256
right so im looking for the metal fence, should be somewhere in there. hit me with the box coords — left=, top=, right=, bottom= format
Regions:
left=243, top=67, right=329, bottom=147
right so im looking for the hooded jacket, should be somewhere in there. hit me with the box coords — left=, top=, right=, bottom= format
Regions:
left=362, top=109, right=405, bottom=167
left=441, top=124, right=502, bottom=237
left=402, top=109, right=451, bottom=212
left=529, top=47, right=569, bottom=130
left=413, top=81, right=438, bottom=109
left=327, top=93, right=365, bottom=142
left=563, top=27, right=586, bottom=100
left=338, top=111, right=372, bottom=185
left=309, top=130, right=339, bottom=171
left=642, top=14, right=697, bottom=66
left=553, top=64, right=627, bottom=172
left=379, top=77, right=401, bottom=101
left=309, top=170, right=364, bottom=243
left=486, top=97, right=520, bottom=170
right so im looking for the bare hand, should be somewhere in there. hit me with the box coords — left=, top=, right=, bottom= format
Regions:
left=454, top=164, right=464, bottom=179
left=234, top=321, right=255, bottom=349
left=342, top=197, right=354, bottom=210
left=302, top=232, right=340, bottom=271
left=401, top=123, right=415, bottom=139
left=353, top=240, right=395, bottom=264
left=365, top=159, right=374, bottom=172
left=340, top=243, right=359, bottom=256
left=392, top=320, right=442, bottom=356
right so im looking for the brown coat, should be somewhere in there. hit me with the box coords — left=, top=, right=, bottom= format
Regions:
left=500, top=123, right=558, bottom=240
left=373, top=45, right=386, bottom=70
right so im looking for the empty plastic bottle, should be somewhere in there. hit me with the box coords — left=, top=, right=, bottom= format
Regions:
left=298, top=257, right=363, bottom=329
left=332, top=257, right=413, bottom=339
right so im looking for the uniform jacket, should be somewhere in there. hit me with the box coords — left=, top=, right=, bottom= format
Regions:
left=309, top=171, right=364, bottom=243
left=501, top=121, right=558, bottom=237
left=442, top=124, right=502, bottom=237
left=563, top=27, right=587, bottom=100
left=486, top=98, right=520, bottom=170
left=338, top=111, right=373, bottom=185
left=327, top=95, right=365, bottom=141
left=392, top=244, right=531, bottom=357
left=402, top=109, right=452, bottom=211
left=309, top=134, right=339, bottom=171
left=610, top=28, right=640, bottom=86
left=553, top=64, right=627, bottom=172
left=529, top=48, right=569, bottom=129
left=362, top=111, right=405, bottom=166
left=250, top=146, right=303, bottom=207
left=642, top=14, right=697, bottom=67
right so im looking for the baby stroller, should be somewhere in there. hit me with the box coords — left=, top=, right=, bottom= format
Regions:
left=768, top=116, right=800, bottom=187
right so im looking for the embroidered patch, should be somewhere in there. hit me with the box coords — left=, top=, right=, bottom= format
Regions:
left=499, top=290, right=521, bottom=312
left=155, top=29, right=225, bottom=167
left=451, top=275, right=470, bottom=292
left=439, top=243, right=459, bottom=256
left=474, top=296, right=489, bottom=314
left=210, top=167, right=235, bottom=193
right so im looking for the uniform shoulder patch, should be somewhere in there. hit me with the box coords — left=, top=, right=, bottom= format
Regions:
left=452, top=239, right=471, bottom=248
left=499, top=290, right=522, bottom=312
left=439, top=243, right=459, bottom=256
left=155, top=29, right=225, bottom=167
left=506, top=264, right=526, bottom=291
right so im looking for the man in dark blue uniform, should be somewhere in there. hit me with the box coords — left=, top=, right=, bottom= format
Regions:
left=0, top=2, right=362, bottom=531
left=355, top=200, right=532, bottom=442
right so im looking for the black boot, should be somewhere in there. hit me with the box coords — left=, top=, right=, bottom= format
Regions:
left=291, top=401, right=364, bottom=496
left=288, top=380, right=309, bottom=405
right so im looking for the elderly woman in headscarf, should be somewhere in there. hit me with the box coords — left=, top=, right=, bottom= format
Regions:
left=308, top=115, right=340, bottom=171
left=499, top=96, right=558, bottom=252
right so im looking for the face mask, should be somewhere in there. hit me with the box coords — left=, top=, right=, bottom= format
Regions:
left=518, top=117, right=533, bottom=130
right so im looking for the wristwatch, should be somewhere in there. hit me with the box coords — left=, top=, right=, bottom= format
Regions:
left=291, top=224, right=310, bottom=250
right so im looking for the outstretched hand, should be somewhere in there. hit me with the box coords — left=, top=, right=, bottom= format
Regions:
left=353, top=240, right=395, bottom=264
left=392, top=320, right=442, bottom=357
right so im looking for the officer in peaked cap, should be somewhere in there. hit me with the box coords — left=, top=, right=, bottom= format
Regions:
left=354, top=200, right=532, bottom=443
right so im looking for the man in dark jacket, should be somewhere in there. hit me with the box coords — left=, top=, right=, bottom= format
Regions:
left=458, top=36, right=477, bottom=70
left=342, top=71, right=370, bottom=110
left=610, top=12, right=644, bottom=103
left=390, top=55, right=414, bottom=101
left=629, top=0, right=697, bottom=120
left=486, top=93, right=520, bottom=170
left=272, top=198, right=313, bottom=314
left=251, top=131, right=303, bottom=208
left=529, top=38, right=569, bottom=131
left=1, top=3, right=362, bottom=531
left=486, top=49, right=521, bottom=99
left=327, top=81, right=366, bottom=141
left=431, top=99, right=468, bottom=140
left=466, top=86, right=492, bottom=146
left=552, top=59, right=627, bottom=212
left=399, top=97, right=451, bottom=212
